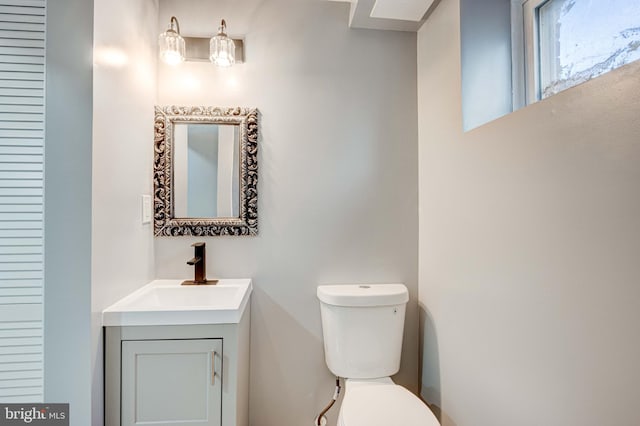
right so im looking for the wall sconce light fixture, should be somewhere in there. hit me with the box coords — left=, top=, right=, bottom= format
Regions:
left=158, top=16, right=185, bottom=66
left=210, top=20, right=235, bottom=67
left=159, top=16, right=244, bottom=67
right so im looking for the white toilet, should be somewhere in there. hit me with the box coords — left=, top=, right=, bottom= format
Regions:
left=317, top=284, right=440, bottom=426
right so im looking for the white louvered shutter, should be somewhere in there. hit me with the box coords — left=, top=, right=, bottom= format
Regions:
left=0, top=0, right=45, bottom=403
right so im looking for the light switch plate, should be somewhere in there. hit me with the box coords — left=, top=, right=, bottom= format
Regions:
left=142, top=195, right=152, bottom=224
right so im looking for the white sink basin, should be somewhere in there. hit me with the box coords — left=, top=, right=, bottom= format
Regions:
left=102, top=279, right=252, bottom=326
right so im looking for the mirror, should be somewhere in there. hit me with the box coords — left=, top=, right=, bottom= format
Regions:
left=173, top=123, right=240, bottom=218
left=153, top=106, right=258, bottom=236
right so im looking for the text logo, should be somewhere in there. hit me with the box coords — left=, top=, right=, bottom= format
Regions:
left=1, top=404, right=68, bottom=425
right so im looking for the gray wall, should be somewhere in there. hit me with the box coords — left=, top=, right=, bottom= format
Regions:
left=91, top=0, right=158, bottom=424
left=156, top=0, right=419, bottom=424
left=418, top=0, right=640, bottom=425
left=187, top=125, right=219, bottom=217
left=44, top=0, right=93, bottom=423
left=460, top=0, right=512, bottom=130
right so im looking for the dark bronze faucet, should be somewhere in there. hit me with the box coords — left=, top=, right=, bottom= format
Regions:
left=182, top=242, right=218, bottom=285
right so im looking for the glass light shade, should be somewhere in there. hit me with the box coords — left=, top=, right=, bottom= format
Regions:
left=159, top=29, right=185, bottom=66
left=210, top=34, right=235, bottom=67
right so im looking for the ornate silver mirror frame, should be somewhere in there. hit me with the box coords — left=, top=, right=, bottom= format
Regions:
left=153, top=106, right=258, bottom=236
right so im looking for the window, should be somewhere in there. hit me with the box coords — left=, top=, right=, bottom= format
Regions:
left=520, top=0, right=640, bottom=104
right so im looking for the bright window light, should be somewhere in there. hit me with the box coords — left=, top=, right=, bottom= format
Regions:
left=523, top=0, right=640, bottom=102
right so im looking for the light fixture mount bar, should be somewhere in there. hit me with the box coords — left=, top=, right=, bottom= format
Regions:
left=183, top=37, right=244, bottom=63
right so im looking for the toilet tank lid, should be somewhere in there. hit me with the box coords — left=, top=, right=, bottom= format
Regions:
left=317, top=284, right=408, bottom=307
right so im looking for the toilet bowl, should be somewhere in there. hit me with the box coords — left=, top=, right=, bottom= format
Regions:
left=317, top=284, right=440, bottom=426
left=338, top=378, right=439, bottom=426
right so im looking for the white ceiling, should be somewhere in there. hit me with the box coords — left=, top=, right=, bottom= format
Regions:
left=329, top=0, right=436, bottom=31
left=370, top=0, right=435, bottom=22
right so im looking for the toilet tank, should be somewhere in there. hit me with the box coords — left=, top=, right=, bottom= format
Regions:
left=317, top=284, right=409, bottom=379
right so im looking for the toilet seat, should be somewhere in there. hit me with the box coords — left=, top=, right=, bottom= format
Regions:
left=338, top=378, right=440, bottom=426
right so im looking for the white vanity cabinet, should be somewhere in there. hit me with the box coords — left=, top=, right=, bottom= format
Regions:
left=105, top=311, right=250, bottom=426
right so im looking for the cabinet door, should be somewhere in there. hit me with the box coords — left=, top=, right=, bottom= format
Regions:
left=121, top=339, right=222, bottom=426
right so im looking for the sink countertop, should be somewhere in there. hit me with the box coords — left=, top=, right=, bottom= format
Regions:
left=102, top=279, right=252, bottom=327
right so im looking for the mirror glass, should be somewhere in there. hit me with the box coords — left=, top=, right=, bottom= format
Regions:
left=173, top=123, right=240, bottom=218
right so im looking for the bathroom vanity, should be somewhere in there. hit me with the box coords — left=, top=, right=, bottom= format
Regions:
left=103, top=279, right=252, bottom=426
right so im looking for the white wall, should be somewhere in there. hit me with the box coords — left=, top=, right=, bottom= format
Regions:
left=44, top=0, right=93, bottom=423
left=91, top=0, right=158, bottom=424
left=156, top=0, right=419, bottom=424
left=418, top=1, right=640, bottom=425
